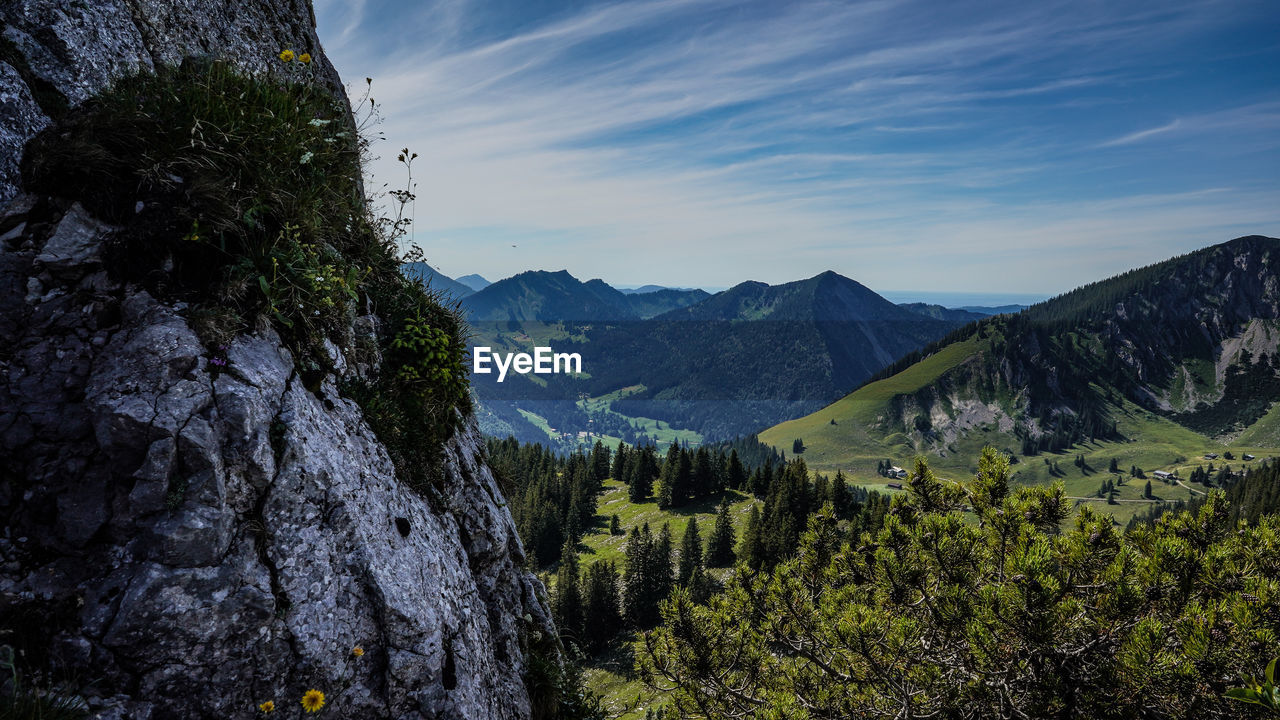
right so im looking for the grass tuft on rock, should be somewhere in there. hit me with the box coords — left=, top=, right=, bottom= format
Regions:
left=20, top=58, right=470, bottom=492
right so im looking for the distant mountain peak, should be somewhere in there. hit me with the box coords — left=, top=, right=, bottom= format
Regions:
left=456, top=273, right=490, bottom=292
left=463, top=269, right=708, bottom=322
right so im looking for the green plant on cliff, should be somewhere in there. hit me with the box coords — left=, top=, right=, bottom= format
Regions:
left=637, top=447, right=1280, bottom=719
left=20, top=56, right=469, bottom=490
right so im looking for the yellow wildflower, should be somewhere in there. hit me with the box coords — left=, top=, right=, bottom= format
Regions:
left=301, top=689, right=325, bottom=713
left=352, top=646, right=365, bottom=657
left=259, top=700, right=275, bottom=713
left=279, top=49, right=295, bottom=62
left=299, top=53, right=312, bottom=64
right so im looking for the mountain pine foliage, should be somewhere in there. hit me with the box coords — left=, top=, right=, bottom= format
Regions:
left=637, top=448, right=1280, bottom=719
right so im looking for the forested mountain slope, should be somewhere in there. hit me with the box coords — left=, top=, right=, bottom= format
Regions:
left=764, top=236, right=1280, bottom=490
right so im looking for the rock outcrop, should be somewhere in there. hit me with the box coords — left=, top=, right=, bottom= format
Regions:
left=1, top=0, right=342, bottom=205
left=0, top=3, right=555, bottom=719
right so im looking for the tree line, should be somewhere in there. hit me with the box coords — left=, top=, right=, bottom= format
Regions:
left=491, top=433, right=895, bottom=659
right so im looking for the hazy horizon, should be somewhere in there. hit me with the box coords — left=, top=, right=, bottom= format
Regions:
left=315, top=0, right=1280, bottom=295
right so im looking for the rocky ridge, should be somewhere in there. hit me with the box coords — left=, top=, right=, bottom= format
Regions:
left=1, top=2, right=555, bottom=719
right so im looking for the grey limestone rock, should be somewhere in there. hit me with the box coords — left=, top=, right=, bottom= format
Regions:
left=0, top=198, right=556, bottom=719
left=0, top=2, right=557, bottom=718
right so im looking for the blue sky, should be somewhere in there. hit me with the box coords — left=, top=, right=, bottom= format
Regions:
left=314, top=0, right=1280, bottom=295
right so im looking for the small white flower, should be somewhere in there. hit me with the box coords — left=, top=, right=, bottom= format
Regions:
left=300, top=151, right=314, bottom=164
left=309, top=119, right=331, bottom=126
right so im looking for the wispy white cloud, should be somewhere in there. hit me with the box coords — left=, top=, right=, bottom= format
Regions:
left=1097, top=119, right=1182, bottom=147
left=314, top=0, right=1280, bottom=293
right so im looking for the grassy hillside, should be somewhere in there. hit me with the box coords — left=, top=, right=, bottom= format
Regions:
left=1236, top=400, right=1280, bottom=446
left=761, top=236, right=1280, bottom=524
left=764, top=381, right=1277, bottom=525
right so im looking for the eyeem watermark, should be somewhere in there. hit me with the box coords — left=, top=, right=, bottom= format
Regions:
left=473, top=347, right=582, bottom=382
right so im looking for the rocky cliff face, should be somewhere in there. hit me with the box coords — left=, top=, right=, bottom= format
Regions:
left=1, top=3, right=555, bottom=719
left=1, top=0, right=345, bottom=205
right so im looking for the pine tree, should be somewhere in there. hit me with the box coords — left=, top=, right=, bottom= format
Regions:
left=687, top=564, right=716, bottom=605
left=831, top=470, right=852, bottom=520
left=740, top=504, right=765, bottom=570
left=553, top=539, right=584, bottom=645
left=581, top=560, right=623, bottom=654
left=750, top=462, right=772, bottom=497
left=658, top=444, right=682, bottom=509
left=613, top=443, right=630, bottom=483
left=629, top=446, right=655, bottom=503
left=637, top=451, right=1280, bottom=718
left=677, top=518, right=703, bottom=587
left=655, top=522, right=674, bottom=602
left=726, top=450, right=746, bottom=491
left=624, top=521, right=674, bottom=629
left=610, top=513, right=622, bottom=535
left=705, top=499, right=736, bottom=568
left=692, top=448, right=714, bottom=499
left=1144, top=480, right=1153, bottom=499
left=623, top=523, right=654, bottom=627
left=675, top=450, right=693, bottom=505
left=793, top=438, right=805, bottom=454
left=590, top=440, right=612, bottom=484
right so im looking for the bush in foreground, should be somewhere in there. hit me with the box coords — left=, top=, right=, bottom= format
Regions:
left=638, top=448, right=1280, bottom=719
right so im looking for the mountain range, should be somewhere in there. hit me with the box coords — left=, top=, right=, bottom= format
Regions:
left=449, top=269, right=969, bottom=443
left=462, top=270, right=710, bottom=321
